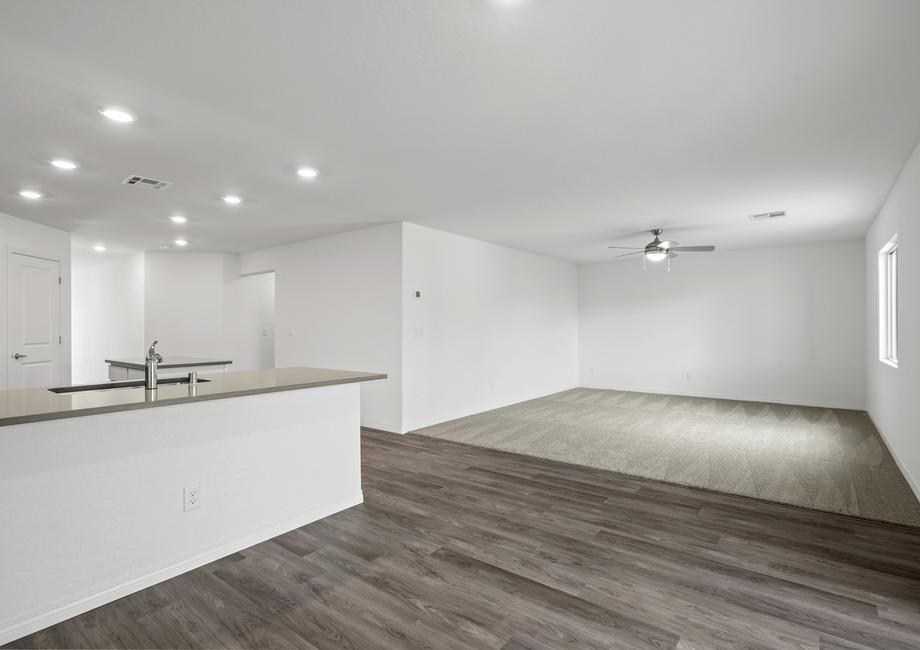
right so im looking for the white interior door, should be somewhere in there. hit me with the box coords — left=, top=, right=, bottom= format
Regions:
left=8, top=252, right=61, bottom=389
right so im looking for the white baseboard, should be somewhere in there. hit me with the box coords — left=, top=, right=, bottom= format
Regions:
left=866, top=410, right=920, bottom=504
left=361, top=418, right=402, bottom=433
left=579, top=382, right=866, bottom=411
left=404, top=384, right=579, bottom=433
left=0, top=492, right=363, bottom=647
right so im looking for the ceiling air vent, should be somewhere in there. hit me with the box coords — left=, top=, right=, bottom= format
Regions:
left=749, top=210, right=786, bottom=222
left=121, top=175, right=172, bottom=190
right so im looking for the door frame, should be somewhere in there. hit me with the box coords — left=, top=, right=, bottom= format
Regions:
left=6, top=247, right=65, bottom=388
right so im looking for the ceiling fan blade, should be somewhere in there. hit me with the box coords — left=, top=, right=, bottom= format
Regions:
left=668, top=245, right=715, bottom=252
left=607, top=246, right=644, bottom=250
left=614, top=251, right=644, bottom=259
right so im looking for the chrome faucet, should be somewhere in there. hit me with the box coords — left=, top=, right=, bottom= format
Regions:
left=145, top=340, right=161, bottom=390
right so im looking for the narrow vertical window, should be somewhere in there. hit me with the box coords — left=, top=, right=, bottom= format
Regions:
left=879, top=236, right=899, bottom=368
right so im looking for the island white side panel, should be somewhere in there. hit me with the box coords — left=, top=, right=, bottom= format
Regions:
left=0, top=383, right=362, bottom=645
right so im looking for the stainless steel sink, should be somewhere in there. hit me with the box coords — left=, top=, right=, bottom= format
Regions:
left=49, top=376, right=210, bottom=394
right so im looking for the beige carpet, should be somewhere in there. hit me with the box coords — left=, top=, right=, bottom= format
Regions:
left=413, top=388, right=920, bottom=526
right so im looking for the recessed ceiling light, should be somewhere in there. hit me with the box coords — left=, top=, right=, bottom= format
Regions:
left=50, top=159, right=78, bottom=170
left=222, top=195, right=242, bottom=205
left=92, top=244, right=107, bottom=252
left=297, top=167, right=319, bottom=179
left=169, top=214, right=187, bottom=224
left=99, top=107, right=135, bottom=123
left=19, top=189, right=42, bottom=200
left=174, top=239, right=188, bottom=247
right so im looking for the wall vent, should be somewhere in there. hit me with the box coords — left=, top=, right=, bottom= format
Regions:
left=749, top=210, right=786, bottom=222
left=121, top=175, right=172, bottom=190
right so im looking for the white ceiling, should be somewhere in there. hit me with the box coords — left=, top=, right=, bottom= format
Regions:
left=1, top=0, right=919, bottom=262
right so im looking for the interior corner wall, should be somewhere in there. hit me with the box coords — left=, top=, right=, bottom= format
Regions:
left=0, top=211, right=72, bottom=390
left=239, top=223, right=404, bottom=433
left=401, top=222, right=579, bottom=432
left=71, top=252, right=145, bottom=384
left=578, top=239, right=866, bottom=409
left=143, top=252, right=274, bottom=372
left=865, top=137, right=920, bottom=500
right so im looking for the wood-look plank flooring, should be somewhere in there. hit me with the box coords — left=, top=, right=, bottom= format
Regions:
left=7, top=429, right=920, bottom=649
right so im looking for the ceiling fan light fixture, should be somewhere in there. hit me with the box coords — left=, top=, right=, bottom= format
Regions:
left=611, top=229, right=714, bottom=268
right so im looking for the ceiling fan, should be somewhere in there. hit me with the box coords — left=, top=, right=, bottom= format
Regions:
left=608, top=228, right=715, bottom=271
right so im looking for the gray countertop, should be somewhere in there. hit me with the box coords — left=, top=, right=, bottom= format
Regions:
left=0, top=367, right=386, bottom=427
left=106, top=356, right=233, bottom=370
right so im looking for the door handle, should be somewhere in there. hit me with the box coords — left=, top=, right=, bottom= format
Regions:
left=12, top=353, right=28, bottom=360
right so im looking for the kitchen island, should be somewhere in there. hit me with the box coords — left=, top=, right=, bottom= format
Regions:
left=0, top=367, right=385, bottom=646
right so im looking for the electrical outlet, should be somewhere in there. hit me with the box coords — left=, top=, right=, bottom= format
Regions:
left=183, top=484, right=200, bottom=512
left=686, top=373, right=692, bottom=381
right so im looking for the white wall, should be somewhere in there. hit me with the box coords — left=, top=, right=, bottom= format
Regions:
left=143, top=253, right=274, bottom=372
left=144, top=253, right=227, bottom=360
left=865, top=137, right=920, bottom=499
left=0, top=212, right=71, bottom=390
left=579, top=240, right=866, bottom=409
left=223, top=271, right=275, bottom=372
left=240, top=222, right=578, bottom=433
left=71, top=253, right=145, bottom=384
left=241, top=223, right=404, bottom=432
left=71, top=251, right=274, bottom=383
left=402, top=223, right=579, bottom=431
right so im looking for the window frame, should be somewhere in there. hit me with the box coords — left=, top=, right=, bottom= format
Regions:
left=879, top=235, right=899, bottom=368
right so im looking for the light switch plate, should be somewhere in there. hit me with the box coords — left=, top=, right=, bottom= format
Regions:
left=183, top=484, right=200, bottom=512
